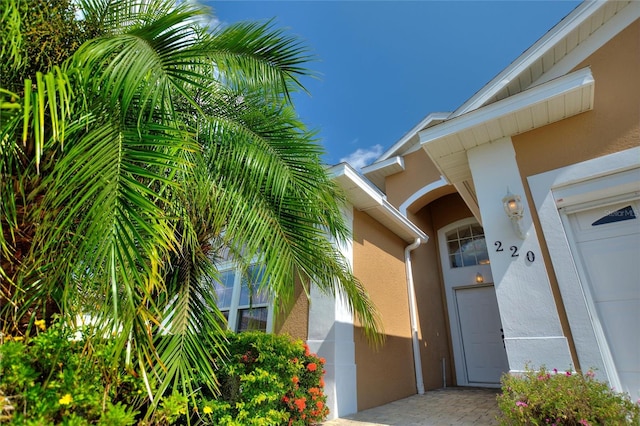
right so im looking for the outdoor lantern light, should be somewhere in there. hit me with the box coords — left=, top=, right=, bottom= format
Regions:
left=475, top=272, right=484, bottom=284
left=502, top=188, right=528, bottom=239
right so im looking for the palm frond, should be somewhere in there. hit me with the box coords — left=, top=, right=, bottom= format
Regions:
left=207, top=20, right=317, bottom=100
left=198, top=90, right=383, bottom=344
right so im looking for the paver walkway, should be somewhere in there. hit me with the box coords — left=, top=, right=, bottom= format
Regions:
left=322, top=387, right=500, bottom=426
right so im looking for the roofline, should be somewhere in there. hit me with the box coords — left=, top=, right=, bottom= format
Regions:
left=375, top=112, right=451, bottom=163
left=329, top=163, right=428, bottom=243
left=360, top=155, right=404, bottom=177
left=451, top=0, right=601, bottom=117
left=420, top=67, right=594, bottom=147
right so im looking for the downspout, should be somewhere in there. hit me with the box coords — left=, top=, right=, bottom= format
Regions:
left=405, top=238, right=425, bottom=395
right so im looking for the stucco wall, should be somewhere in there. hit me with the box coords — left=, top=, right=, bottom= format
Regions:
left=385, top=149, right=443, bottom=210
left=414, top=193, right=476, bottom=387
left=513, top=20, right=640, bottom=177
left=352, top=210, right=416, bottom=411
left=512, top=18, right=640, bottom=369
left=409, top=198, right=460, bottom=389
left=274, top=276, right=309, bottom=340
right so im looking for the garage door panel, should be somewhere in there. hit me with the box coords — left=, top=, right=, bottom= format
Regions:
left=578, top=235, right=640, bottom=302
left=570, top=199, right=639, bottom=398
left=597, top=300, right=640, bottom=372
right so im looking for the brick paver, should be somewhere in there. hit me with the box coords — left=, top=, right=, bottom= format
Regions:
left=322, top=388, right=500, bottom=426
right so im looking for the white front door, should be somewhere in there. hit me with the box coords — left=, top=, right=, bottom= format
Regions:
left=438, top=218, right=510, bottom=387
left=456, top=285, right=510, bottom=384
left=568, top=199, right=640, bottom=398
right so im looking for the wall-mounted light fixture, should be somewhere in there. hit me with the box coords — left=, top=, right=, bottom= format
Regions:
left=502, top=188, right=527, bottom=239
left=475, top=272, right=484, bottom=284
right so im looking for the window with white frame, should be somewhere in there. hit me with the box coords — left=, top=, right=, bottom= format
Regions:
left=445, top=223, right=490, bottom=268
left=213, top=263, right=271, bottom=332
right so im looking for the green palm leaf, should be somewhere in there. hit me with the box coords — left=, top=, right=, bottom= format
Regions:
left=2, top=0, right=383, bottom=417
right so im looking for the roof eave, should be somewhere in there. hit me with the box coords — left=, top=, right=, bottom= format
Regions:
left=451, top=0, right=613, bottom=117
left=330, top=163, right=428, bottom=243
left=420, top=67, right=595, bottom=184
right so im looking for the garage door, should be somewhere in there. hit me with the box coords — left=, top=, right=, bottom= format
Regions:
left=569, top=199, right=640, bottom=398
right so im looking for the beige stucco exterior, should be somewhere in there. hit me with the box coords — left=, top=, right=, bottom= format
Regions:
left=274, top=277, right=309, bottom=340
left=292, top=5, right=639, bottom=418
left=351, top=209, right=416, bottom=411
left=385, top=150, right=443, bottom=210
left=410, top=193, right=475, bottom=389
left=511, top=18, right=640, bottom=370
left=513, top=20, right=640, bottom=178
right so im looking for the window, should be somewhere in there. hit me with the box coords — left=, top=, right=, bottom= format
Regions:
left=591, top=205, right=636, bottom=226
left=445, top=224, right=490, bottom=268
left=213, top=264, right=271, bottom=332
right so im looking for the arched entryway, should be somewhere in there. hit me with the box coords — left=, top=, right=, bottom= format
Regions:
left=437, top=218, right=509, bottom=387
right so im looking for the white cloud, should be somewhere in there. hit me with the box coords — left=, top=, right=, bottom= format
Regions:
left=340, top=144, right=383, bottom=170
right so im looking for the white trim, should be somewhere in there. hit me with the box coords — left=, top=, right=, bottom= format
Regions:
left=330, top=163, right=386, bottom=207
left=533, top=1, right=640, bottom=87
left=216, top=263, right=272, bottom=333
left=437, top=217, right=499, bottom=387
left=559, top=208, right=621, bottom=390
left=405, top=238, right=425, bottom=395
left=360, top=155, right=404, bottom=176
left=330, top=163, right=428, bottom=243
left=376, top=112, right=451, bottom=162
left=452, top=1, right=608, bottom=117
left=399, top=176, right=449, bottom=216
left=528, top=146, right=640, bottom=387
left=420, top=67, right=594, bottom=146
left=467, top=137, right=573, bottom=372
left=307, top=206, right=358, bottom=420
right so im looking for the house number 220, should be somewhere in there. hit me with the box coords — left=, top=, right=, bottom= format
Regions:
left=494, top=241, right=535, bottom=262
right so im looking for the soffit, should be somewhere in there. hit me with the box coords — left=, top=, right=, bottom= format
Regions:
left=453, top=1, right=631, bottom=117
left=330, top=164, right=428, bottom=243
left=362, top=112, right=450, bottom=191
left=360, top=156, right=405, bottom=192
left=420, top=67, right=595, bottom=185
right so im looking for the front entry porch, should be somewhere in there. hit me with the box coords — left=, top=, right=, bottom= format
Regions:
left=322, top=387, right=499, bottom=425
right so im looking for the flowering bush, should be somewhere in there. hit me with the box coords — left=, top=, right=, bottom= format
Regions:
left=194, top=331, right=329, bottom=425
left=1, top=324, right=330, bottom=425
left=0, top=320, right=143, bottom=425
left=497, top=365, right=640, bottom=425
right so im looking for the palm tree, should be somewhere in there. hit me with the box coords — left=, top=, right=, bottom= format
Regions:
left=1, top=0, right=381, bottom=410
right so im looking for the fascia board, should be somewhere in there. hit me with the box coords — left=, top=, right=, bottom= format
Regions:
left=330, top=163, right=386, bottom=209
left=534, top=1, right=640, bottom=86
left=361, top=155, right=405, bottom=177
left=330, top=163, right=428, bottom=243
left=376, top=112, right=451, bottom=162
left=419, top=67, right=594, bottom=146
left=452, top=0, right=603, bottom=117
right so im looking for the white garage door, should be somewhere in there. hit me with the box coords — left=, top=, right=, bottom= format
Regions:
left=569, top=199, right=640, bottom=398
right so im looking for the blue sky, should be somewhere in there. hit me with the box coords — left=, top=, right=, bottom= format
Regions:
left=206, top=1, right=581, bottom=168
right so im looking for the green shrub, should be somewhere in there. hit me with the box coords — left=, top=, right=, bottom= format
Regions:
left=497, top=365, right=640, bottom=425
left=191, top=331, right=329, bottom=426
left=1, top=325, right=330, bottom=425
left=0, top=321, right=143, bottom=425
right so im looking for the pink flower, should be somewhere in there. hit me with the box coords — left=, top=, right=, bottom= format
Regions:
left=566, top=371, right=572, bottom=376
left=586, top=370, right=595, bottom=378
left=516, top=401, right=528, bottom=407
left=578, top=420, right=590, bottom=426
left=553, top=368, right=558, bottom=374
